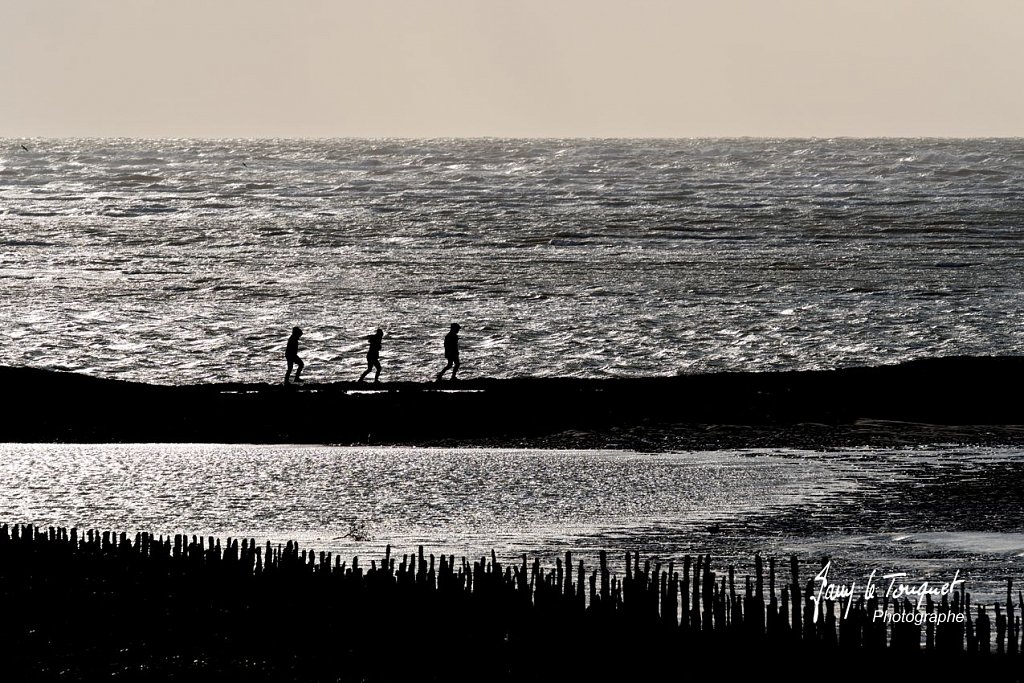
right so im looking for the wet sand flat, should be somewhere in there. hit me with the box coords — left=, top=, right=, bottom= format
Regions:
left=2, top=443, right=1020, bottom=605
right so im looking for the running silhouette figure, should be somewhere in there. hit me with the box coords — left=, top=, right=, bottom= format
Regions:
left=436, top=323, right=461, bottom=381
left=358, top=328, right=385, bottom=383
left=284, top=326, right=304, bottom=384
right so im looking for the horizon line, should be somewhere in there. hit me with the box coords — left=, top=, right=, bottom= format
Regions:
left=5, top=134, right=1024, bottom=143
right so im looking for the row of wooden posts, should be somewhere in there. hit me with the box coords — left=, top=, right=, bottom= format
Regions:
left=2, top=523, right=1022, bottom=679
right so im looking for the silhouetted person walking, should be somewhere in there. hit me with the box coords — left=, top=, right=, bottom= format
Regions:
left=285, top=326, right=304, bottom=384
left=436, top=323, right=461, bottom=381
left=359, top=328, right=385, bottom=383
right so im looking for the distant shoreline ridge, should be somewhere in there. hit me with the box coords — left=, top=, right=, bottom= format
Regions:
left=4, top=355, right=1022, bottom=448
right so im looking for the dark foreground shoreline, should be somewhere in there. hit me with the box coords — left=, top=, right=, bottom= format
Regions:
left=3, top=355, right=1023, bottom=449
left=4, top=523, right=1022, bottom=682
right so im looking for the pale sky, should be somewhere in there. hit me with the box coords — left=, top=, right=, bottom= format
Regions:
left=1, top=0, right=1022, bottom=138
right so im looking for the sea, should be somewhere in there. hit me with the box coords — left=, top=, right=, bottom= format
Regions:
left=2, top=137, right=1023, bottom=605
left=1, top=137, right=1022, bottom=384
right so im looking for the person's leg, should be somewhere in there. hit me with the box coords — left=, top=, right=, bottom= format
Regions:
left=451, top=357, right=460, bottom=380
left=295, top=357, right=304, bottom=382
left=373, top=359, right=382, bottom=383
left=359, top=359, right=372, bottom=382
left=285, top=358, right=294, bottom=384
left=436, top=359, right=452, bottom=381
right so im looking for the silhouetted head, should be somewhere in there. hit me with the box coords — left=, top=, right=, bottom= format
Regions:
left=450, top=323, right=461, bottom=332
left=292, top=326, right=302, bottom=337
left=374, top=328, right=384, bottom=337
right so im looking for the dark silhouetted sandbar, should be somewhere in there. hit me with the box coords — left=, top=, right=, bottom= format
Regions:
left=3, top=355, right=1023, bottom=448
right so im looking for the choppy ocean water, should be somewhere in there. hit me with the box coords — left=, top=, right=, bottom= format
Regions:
left=3, top=141, right=1023, bottom=611
left=1, top=138, right=1022, bottom=384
